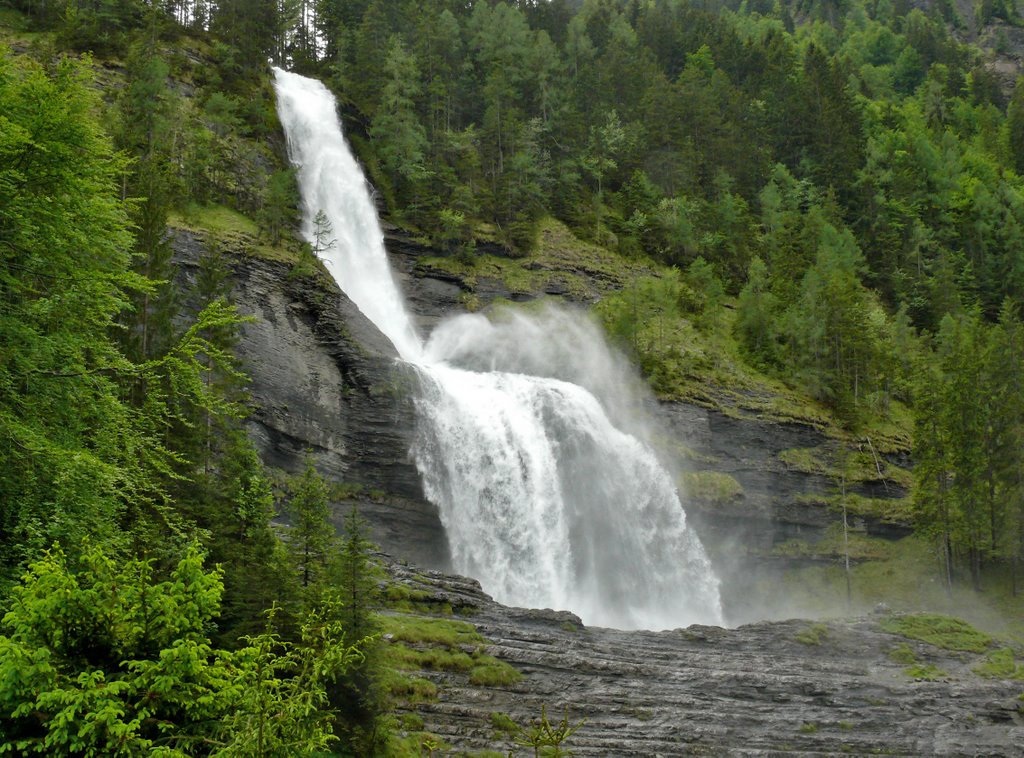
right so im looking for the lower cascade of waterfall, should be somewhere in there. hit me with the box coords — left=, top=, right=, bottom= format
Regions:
left=274, top=68, right=723, bottom=630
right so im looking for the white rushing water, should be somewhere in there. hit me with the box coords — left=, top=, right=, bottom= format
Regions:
left=274, top=68, right=723, bottom=630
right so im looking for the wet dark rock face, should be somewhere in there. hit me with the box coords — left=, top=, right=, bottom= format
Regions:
left=171, top=229, right=449, bottom=570
left=175, top=227, right=911, bottom=601
left=386, top=562, right=1023, bottom=757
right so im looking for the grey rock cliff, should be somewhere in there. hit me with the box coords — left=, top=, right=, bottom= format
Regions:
left=174, top=225, right=911, bottom=619
left=171, top=229, right=449, bottom=569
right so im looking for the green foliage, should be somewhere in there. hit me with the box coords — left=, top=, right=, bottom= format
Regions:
left=973, top=648, right=1024, bottom=679
left=911, top=306, right=1024, bottom=589
left=0, top=50, right=248, bottom=584
left=286, top=454, right=335, bottom=590
left=381, top=615, right=522, bottom=691
left=881, top=613, right=993, bottom=652
left=681, top=471, right=745, bottom=505
left=0, top=51, right=138, bottom=575
left=381, top=670, right=437, bottom=702
left=384, top=616, right=483, bottom=647
left=904, top=663, right=948, bottom=680
left=324, top=505, right=389, bottom=756
left=469, top=661, right=524, bottom=687
left=0, top=544, right=362, bottom=756
left=511, top=705, right=584, bottom=757
left=735, top=256, right=779, bottom=367
left=779, top=448, right=831, bottom=475
left=490, top=711, right=519, bottom=735
left=260, top=169, right=300, bottom=245
left=794, top=623, right=830, bottom=646
left=888, top=643, right=918, bottom=664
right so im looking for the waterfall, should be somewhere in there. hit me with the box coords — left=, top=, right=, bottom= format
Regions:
left=274, top=68, right=723, bottom=630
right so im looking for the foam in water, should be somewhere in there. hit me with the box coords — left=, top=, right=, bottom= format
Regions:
left=274, top=68, right=723, bottom=629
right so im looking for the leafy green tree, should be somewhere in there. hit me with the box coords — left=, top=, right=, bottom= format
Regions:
left=912, top=352, right=957, bottom=593
left=414, top=4, right=463, bottom=140
left=211, top=0, right=283, bottom=74
left=0, top=51, right=188, bottom=575
left=218, top=602, right=363, bottom=756
left=912, top=312, right=990, bottom=590
left=350, top=0, right=394, bottom=114
left=55, top=0, right=147, bottom=55
left=512, top=705, right=585, bottom=758
left=0, top=543, right=228, bottom=754
left=468, top=2, right=533, bottom=220
left=312, top=208, right=337, bottom=257
left=0, top=50, right=251, bottom=584
left=979, top=303, right=1024, bottom=573
left=683, top=257, right=725, bottom=329
left=790, top=44, right=866, bottom=208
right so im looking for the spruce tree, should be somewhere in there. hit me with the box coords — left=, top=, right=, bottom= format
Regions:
left=287, top=455, right=336, bottom=590
left=326, top=505, right=387, bottom=756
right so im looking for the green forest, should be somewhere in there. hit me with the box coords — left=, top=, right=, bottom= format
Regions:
left=2, top=0, right=1024, bottom=753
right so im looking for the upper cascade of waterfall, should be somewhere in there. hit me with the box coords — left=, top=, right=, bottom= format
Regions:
left=273, top=68, right=723, bottom=630
left=273, top=68, right=422, bottom=362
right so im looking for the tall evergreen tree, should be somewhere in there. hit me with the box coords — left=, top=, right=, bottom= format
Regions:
left=287, top=455, right=336, bottom=590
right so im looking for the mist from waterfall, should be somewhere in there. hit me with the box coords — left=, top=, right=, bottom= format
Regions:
left=274, top=68, right=723, bottom=630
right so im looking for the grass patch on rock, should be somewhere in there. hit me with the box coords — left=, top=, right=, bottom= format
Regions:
left=381, top=614, right=522, bottom=694
left=469, top=662, right=523, bottom=686
left=383, top=616, right=482, bottom=647
left=973, top=648, right=1024, bottom=679
left=888, top=643, right=918, bottom=664
left=681, top=470, right=744, bottom=505
left=490, top=711, right=518, bottom=736
left=169, top=204, right=310, bottom=267
left=383, top=584, right=453, bottom=616
left=381, top=669, right=438, bottom=703
left=881, top=613, right=993, bottom=653
left=904, top=663, right=947, bottom=681
left=388, top=731, right=448, bottom=758
left=795, top=623, right=829, bottom=646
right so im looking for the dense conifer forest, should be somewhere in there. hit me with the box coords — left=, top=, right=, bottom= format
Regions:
left=2, top=0, right=1024, bottom=753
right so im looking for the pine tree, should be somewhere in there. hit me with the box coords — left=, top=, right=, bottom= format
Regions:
left=735, top=256, right=779, bottom=367
left=117, top=48, right=181, bottom=365
left=287, top=455, right=336, bottom=590
left=325, top=505, right=387, bottom=756
left=368, top=36, right=429, bottom=212
left=1008, top=77, right=1024, bottom=174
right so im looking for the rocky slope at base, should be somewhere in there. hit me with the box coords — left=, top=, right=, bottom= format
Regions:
left=383, top=561, right=1023, bottom=757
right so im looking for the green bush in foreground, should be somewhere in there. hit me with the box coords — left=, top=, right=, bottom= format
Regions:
left=0, top=544, right=363, bottom=756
